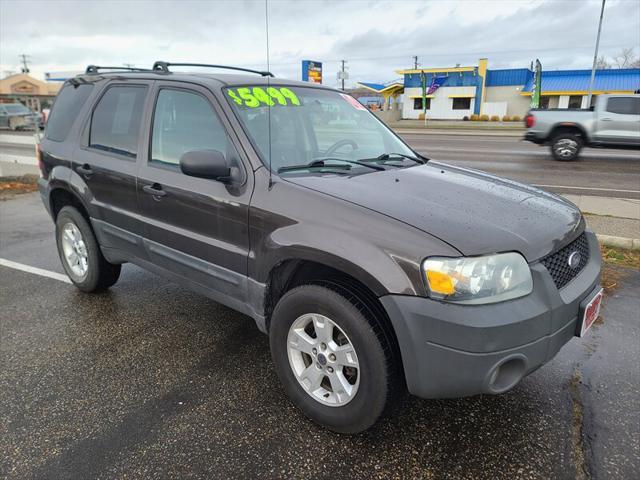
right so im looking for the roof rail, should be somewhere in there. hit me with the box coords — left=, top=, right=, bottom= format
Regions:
left=152, top=61, right=274, bottom=77
left=85, top=65, right=153, bottom=74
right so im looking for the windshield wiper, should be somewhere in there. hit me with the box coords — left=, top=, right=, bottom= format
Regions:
left=363, top=152, right=428, bottom=165
left=277, top=158, right=384, bottom=174
left=314, top=157, right=385, bottom=171
left=277, top=159, right=352, bottom=174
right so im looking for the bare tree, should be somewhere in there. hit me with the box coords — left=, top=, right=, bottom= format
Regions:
left=595, top=55, right=611, bottom=69
left=612, top=48, right=640, bottom=68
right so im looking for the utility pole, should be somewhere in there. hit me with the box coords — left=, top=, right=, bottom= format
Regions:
left=587, top=0, right=606, bottom=107
left=19, top=54, right=30, bottom=73
left=339, top=60, right=347, bottom=91
left=413, top=55, right=419, bottom=69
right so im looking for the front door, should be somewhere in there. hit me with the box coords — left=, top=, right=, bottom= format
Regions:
left=137, top=82, right=253, bottom=305
left=73, top=80, right=152, bottom=256
left=595, top=96, right=640, bottom=145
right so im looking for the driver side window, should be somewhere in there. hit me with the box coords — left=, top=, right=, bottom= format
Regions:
left=151, top=89, right=236, bottom=168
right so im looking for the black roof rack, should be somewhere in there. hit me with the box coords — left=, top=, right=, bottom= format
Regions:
left=152, top=61, right=274, bottom=77
left=85, top=65, right=153, bottom=74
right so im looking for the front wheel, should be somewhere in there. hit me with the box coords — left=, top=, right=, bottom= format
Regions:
left=55, top=206, right=121, bottom=292
left=269, top=284, right=397, bottom=433
left=551, top=133, right=583, bottom=161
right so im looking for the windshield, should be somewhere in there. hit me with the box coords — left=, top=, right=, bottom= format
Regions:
left=5, top=104, right=32, bottom=114
left=225, top=85, right=415, bottom=173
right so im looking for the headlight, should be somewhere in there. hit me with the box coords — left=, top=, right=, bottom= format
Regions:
left=422, top=252, right=533, bottom=304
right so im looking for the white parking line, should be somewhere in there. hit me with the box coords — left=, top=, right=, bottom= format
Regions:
left=0, top=258, right=71, bottom=284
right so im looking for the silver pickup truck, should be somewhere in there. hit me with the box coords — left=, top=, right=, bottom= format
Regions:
left=524, top=94, right=640, bottom=161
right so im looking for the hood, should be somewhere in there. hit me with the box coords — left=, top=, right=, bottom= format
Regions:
left=285, top=162, right=583, bottom=262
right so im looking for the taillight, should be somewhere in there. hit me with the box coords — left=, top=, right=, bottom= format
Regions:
left=525, top=114, right=535, bottom=128
left=36, top=143, right=44, bottom=177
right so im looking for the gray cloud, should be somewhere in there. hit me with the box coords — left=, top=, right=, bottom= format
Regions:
left=1, top=0, right=638, bottom=88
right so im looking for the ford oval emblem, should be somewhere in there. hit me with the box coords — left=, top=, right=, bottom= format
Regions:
left=568, top=251, right=581, bottom=269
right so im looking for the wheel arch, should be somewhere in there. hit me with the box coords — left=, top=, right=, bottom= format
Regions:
left=262, top=258, right=406, bottom=381
left=49, top=186, right=91, bottom=223
left=549, top=122, right=589, bottom=143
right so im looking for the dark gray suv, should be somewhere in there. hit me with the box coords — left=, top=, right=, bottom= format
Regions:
left=38, top=62, right=603, bottom=433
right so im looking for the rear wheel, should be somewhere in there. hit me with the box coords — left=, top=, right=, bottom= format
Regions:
left=55, top=206, right=121, bottom=292
left=551, top=132, right=583, bottom=161
left=270, top=284, right=397, bottom=433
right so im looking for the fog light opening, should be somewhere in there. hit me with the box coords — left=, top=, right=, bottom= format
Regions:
left=487, top=357, right=526, bottom=393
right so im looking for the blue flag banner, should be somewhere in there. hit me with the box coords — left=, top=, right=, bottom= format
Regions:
left=427, top=76, right=448, bottom=94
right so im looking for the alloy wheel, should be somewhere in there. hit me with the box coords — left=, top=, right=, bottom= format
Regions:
left=61, top=222, right=89, bottom=278
left=287, top=313, right=360, bottom=407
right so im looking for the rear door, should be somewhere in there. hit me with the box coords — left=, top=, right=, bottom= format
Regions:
left=74, top=79, right=152, bottom=256
left=137, top=81, right=253, bottom=304
left=595, top=96, right=640, bottom=145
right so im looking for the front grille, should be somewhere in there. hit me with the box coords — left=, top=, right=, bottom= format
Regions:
left=540, top=232, right=589, bottom=289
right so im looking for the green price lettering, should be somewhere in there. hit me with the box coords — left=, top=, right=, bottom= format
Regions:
left=227, top=87, right=300, bottom=108
left=237, top=87, right=260, bottom=108
left=252, top=87, right=275, bottom=106
left=279, top=87, right=300, bottom=105
left=266, top=87, right=287, bottom=105
left=226, top=90, right=243, bottom=105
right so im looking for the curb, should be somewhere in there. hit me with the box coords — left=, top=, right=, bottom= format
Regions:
left=392, top=128, right=524, bottom=137
left=597, top=234, right=640, bottom=251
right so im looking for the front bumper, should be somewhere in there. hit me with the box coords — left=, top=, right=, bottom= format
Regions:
left=380, top=231, right=602, bottom=399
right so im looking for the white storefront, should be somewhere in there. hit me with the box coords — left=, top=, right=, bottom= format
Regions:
left=402, top=86, right=476, bottom=120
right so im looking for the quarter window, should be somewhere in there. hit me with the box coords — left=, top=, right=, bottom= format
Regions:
left=606, top=97, right=640, bottom=115
left=46, top=83, right=94, bottom=142
left=452, top=97, right=471, bottom=110
left=151, top=89, right=231, bottom=167
left=89, top=85, right=147, bottom=158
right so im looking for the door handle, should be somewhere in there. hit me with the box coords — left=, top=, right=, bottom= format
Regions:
left=76, top=164, right=93, bottom=176
left=600, top=118, right=612, bottom=121
left=143, top=183, right=167, bottom=198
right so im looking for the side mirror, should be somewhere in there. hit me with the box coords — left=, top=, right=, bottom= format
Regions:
left=180, top=150, right=231, bottom=183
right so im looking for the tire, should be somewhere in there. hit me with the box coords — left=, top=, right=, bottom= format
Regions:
left=551, top=132, right=583, bottom=161
left=55, top=206, right=121, bottom=292
left=269, top=284, right=398, bottom=433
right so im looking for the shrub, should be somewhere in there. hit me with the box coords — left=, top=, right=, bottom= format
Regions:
left=511, top=115, right=522, bottom=122
left=470, top=114, right=479, bottom=121
left=479, top=114, right=489, bottom=121
left=462, top=115, right=470, bottom=121
left=490, top=115, right=500, bottom=122
left=418, top=113, right=425, bottom=120
left=502, top=115, right=511, bottom=122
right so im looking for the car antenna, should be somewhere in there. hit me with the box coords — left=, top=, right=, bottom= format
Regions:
left=265, top=0, right=273, bottom=190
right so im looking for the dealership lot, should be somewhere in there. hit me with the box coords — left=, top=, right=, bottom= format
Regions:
left=1, top=190, right=639, bottom=479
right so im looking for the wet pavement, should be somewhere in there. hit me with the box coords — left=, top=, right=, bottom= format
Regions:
left=1, top=193, right=639, bottom=479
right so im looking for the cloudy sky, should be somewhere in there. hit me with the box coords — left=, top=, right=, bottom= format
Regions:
left=1, top=0, right=639, bottom=87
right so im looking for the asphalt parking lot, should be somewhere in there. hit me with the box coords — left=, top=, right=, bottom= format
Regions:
left=1, top=192, right=639, bottom=480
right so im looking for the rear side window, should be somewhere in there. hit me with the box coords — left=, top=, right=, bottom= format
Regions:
left=89, top=85, right=147, bottom=158
left=45, top=83, right=94, bottom=142
left=150, top=89, right=231, bottom=166
left=606, top=97, right=640, bottom=115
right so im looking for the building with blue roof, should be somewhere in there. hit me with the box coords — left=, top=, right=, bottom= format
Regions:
left=358, top=59, right=640, bottom=120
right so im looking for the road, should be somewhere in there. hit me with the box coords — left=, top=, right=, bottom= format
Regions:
left=1, top=192, right=639, bottom=479
left=398, top=132, right=640, bottom=199
left=1, top=130, right=639, bottom=198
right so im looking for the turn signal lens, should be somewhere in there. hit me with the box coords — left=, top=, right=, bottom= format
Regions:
left=426, top=270, right=455, bottom=295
